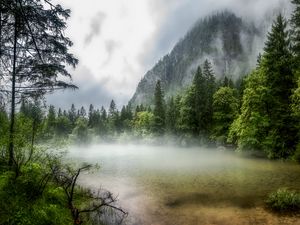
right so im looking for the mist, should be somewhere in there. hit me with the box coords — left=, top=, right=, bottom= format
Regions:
left=47, top=0, right=293, bottom=108
left=66, top=143, right=300, bottom=225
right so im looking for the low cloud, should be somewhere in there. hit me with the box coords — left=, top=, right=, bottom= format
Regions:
left=84, top=11, right=106, bottom=45
left=52, top=0, right=293, bottom=109
left=47, top=65, right=114, bottom=110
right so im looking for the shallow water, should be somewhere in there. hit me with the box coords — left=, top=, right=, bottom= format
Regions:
left=68, top=144, right=300, bottom=225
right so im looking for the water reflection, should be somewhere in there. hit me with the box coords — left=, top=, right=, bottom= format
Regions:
left=68, top=144, right=300, bottom=225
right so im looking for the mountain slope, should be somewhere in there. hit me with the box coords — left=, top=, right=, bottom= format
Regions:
left=130, top=11, right=264, bottom=106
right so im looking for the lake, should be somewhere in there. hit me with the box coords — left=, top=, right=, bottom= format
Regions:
left=68, top=144, right=300, bottom=225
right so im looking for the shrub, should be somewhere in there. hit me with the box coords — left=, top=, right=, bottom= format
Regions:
left=266, top=188, right=300, bottom=212
left=293, top=143, right=300, bottom=163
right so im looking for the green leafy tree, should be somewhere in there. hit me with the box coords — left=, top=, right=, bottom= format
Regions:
left=134, top=111, right=154, bottom=136
left=212, top=87, right=239, bottom=145
left=228, top=70, right=270, bottom=152
left=72, top=118, right=89, bottom=143
left=55, top=115, right=72, bottom=138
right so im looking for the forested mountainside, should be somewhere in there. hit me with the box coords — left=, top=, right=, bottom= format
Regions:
left=130, top=11, right=265, bottom=106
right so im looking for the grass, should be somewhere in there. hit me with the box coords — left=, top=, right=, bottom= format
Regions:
left=266, top=188, right=300, bottom=212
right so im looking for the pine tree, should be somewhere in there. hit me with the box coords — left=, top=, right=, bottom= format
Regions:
left=178, top=86, right=197, bottom=135
left=88, top=104, right=95, bottom=127
left=46, top=105, right=56, bottom=136
left=193, top=66, right=206, bottom=134
left=68, top=104, right=77, bottom=126
left=109, top=100, right=117, bottom=117
left=0, top=0, right=78, bottom=165
left=291, top=0, right=300, bottom=67
left=202, top=60, right=216, bottom=135
left=58, top=108, right=63, bottom=117
left=153, top=80, right=165, bottom=134
left=262, top=14, right=297, bottom=157
left=108, top=100, right=118, bottom=133
left=79, top=106, right=86, bottom=118
left=166, top=97, right=177, bottom=133
left=230, top=14, right=297, bottom=158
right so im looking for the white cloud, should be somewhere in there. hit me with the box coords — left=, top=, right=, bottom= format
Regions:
left=49, top=0, right=292, bottom=108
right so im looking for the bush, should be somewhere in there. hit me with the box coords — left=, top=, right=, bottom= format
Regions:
left=293, top=143, right=300, bottom=163
left=266, top=188, right=300, bottom=212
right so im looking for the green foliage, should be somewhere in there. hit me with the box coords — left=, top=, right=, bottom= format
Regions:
left=262, top=14, right=297, bottom=157
left=153, top=80, right=166, bottom=135
left=228, top=70, right=270, bottom=152
left=266, top=188, right=300, bottom=212
left=178, top=86, right=197, bottom=135
left=211, top=87, right=239, bottom=145
left=134, top=111, right=154, bottom=136
left=0, top=164, right=72, bottom=225
left=165, top=97, right=179, bottom=134
left=229, top=14, right=298, bottom=158
left=293, top=143, right=300, bottom=162
left=71, top=118, right=89, bottom=143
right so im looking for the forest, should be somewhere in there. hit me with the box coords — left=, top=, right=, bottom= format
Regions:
left=0, top=0, right=300, bottom=224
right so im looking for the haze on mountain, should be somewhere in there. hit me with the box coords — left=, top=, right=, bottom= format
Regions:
left=46, top=0, right=292, bottom=109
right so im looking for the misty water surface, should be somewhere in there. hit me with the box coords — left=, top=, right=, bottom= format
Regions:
left=67, top=144, right=300, bottom=225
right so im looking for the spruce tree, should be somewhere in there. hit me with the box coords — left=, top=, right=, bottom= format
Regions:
left=68, top=104, right=77, bottom=127
left=202, top=60, right=216, bottom=135
left=153, top=80, right=165, bottom=134
left=46, top=105, right=56, bottom=136
left=262, top=14, right=297, bottom=157
left=166, top=97, right=177, bottom=134
left=88, top=104, right=95, bottom=127
left=193, top=66, right=206, bottom=135
left=0, top=0, right=78, bottom=165
left=79, top=106, right=86, bottom=118
left=291, top=0, right=300, bottom=67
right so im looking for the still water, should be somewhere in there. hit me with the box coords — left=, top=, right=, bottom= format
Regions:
left=68, top=144, right=300, bottom=225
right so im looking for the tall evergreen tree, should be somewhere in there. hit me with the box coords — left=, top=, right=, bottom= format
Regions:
left=109, top=100, right=117, bottom=117
left=88, top=104, right=95, bottom=127
left=79, top=106, right=86, bottom=118
left=178, top=87, right=197, bottom=135
left=262, top=14, right=297, bottom=157
left=166, top=97, right=177, bottom=134
left=46, top=105, right=56, bottom=136
left=153, top=80, right=165, bottom=134
left=68, top=104, right=77, bottom=126
left=230, top=14, right=297, bottom=158
left=193, top=66, right=206, bottom=135
left=291, top=0, right=300, bottom=68
left=0, top=0, right=78, bottom=166
left=202, top=60, right=216, bottom=135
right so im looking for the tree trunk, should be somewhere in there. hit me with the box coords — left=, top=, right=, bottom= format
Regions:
left=8, top=9, right=18, bottom=167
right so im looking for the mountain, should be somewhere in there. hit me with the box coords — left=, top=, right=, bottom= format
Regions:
left=130, top=11, right=265, bottom=106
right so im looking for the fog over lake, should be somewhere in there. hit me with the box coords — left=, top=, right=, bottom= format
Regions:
left=67, top=144, right=300, bottom=225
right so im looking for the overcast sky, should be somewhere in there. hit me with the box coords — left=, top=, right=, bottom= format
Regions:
left=47, top=0, right=291, bottom=110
